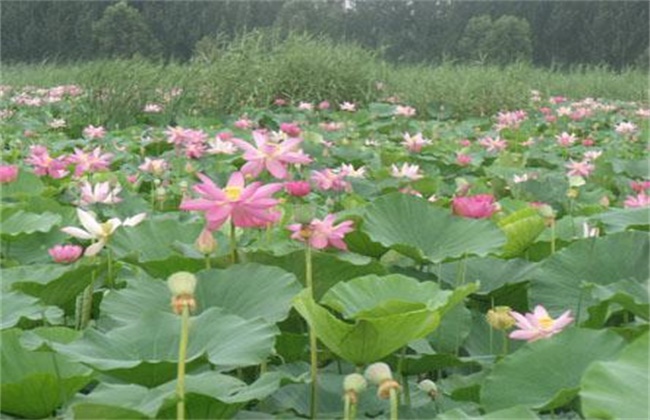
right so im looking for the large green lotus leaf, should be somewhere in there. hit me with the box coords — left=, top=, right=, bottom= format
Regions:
left=195, top=264, right=301, bottom=324
left=54, top=308, right=278, bottom=386
left=1, top=263, right=71, bottom=291
left=439, top=256, right=536, bottom=294
left=321, top=274, right=452, bottom=318
left=246, top=249, right=387, bottom=299
left=8, top=263, right=97, bottom=311
left=0, top=171, right=44, bottom=198
left=1, top=329, right=94, bottom=419
left=437, top=405, right=539, bottom=419
left=1, top=291, right=63, bottom=329
left=100, top=263, right=300, bottom=327
left=266, top=372, right=385, bottom=418
left=590, top=207, right=650, bottom=233
left=294, top=278, right=477, bottom=364
left=584, top=279, right=649, bottom=327
left=480, top=328, right=625, bottom=413
left=497, top=207, right=545, bottom=258
left=429, top=304, right=473, bottom=353
left=580, top=333, right=649, bottom=419
left=109, top=216, right=203, bottom=262
left=363, top=193, right=506, bottom=263
left=0, top=210, right=61, bottom=236
left=0, top=229, right=68, bottom=265
left=69, top=371, right=293, bottom=419
left=530, top=232, right=649, bottom=322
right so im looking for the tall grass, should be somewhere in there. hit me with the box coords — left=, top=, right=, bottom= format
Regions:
left=2, top=31, right=647, bottom=127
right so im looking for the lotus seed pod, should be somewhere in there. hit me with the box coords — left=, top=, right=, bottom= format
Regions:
left=364, top=362, right=393, bottom=385
left=418, top=379, right=438, bottom=398
left=344, top=373, right=367, bottom=394
left=168, top=272, right=197, bottom=297
left=486, top=306, right=516, bottom=330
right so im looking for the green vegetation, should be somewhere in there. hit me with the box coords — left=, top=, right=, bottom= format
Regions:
left=3, top=32, right=646, bottom=128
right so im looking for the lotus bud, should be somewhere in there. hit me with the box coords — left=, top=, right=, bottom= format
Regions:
left=418, top=379, right=438, bottom=399
left=153, top=178, right=162, bottom=187
left=486, top=306, right=516, bottom=330
left=168, top=271, right=197, bottom=314
left=195, top=228, right=216, bottom=255
left=293, top=204, right=315, bottom=225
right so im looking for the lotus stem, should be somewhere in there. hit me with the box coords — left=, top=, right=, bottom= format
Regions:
left=229, top=221, right=238, bottom=264
left=305, top=244, right=318, bottom=419
left=204, top=254, right=211, bottom=270
left=389, top=387, right=399, bottom=420
left=343, top=393, right=355, bottom=420
left=176, top=304, right=190, bottom=420
left=398, top=346, right=410, bottom=407
left=106, top=247, right=114, bottom=288
left=550, top=218, right=556, bottom=254
left=76, top=270, right=95, bottom=330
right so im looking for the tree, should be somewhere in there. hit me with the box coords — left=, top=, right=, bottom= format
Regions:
left=92, top=1, right=161, bottom=59
left=456, top=14, right=532, bottom=65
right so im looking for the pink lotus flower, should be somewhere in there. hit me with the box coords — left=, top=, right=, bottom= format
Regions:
left=478, top=136, right=507, bottom=153
left=180, top=172, right=283, bottom=231
left=624, top=193, right=650, bottom=208
left=582, top=138, right=595, bottom=147
left=311, top=168, right=351, bottom=192
left=452, top=194, right=498, bottom=219
left=230, top=130, right=312, bottom=179
left=280, top=122, right=301, bottom=137
left=402, top=132, right=431, bottom=153
left=509, top=305, right=573, bottom=342
left=615, top=121, right=638, bottom=135
left=285, top=180, right=311, bottom=197
left=0, top=164, right=18, bottom=183
left=48, top=244, right=83, bottom=264
left=456, top=153, right=472, bottom=166
left=77, top=181, right=122, bottom=206
left=24, top=145, right=69, bottom=178
left=555, top=132, right=577, bottom=147
left=288, top=214, right=354, bottom=250
left=298, top=102, right=313, bottom=111
left=395, top=105, right=416, bottom=117
left=274, top=98, right=288, bottom=106
left=234, top=117, right=254, bottom=130
left=318, top=101, right=330, bottom=110
left=206, top=137, right=238, bottom=155
left=630, top=181, right=650, bottom=193
left=339, top=164, right=366, bottom=178
left=565, top=160, right=595, bottom=178
left=495, top=110, right=527, bottom=130
left=138, top=157, right=169, bottom=175
left=391, top=163, right=423, bottom=181
left=83, top=125, right=106, bottom=139
left=67, top=147, right=113, bottom=177
left=319, top=122, right=344, bottom=132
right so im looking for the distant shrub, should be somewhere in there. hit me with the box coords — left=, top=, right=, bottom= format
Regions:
left=92, top=1, right=161, bottom=59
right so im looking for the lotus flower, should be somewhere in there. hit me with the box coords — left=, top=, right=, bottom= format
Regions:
left=288, top=214, right=354, bottom=250
left=0, top=164, right=18, bottom=183
left=180, top=171, right=283, bottom=231
left=48, top=244, right=83, bottom=263
left=61, top=208, right=146, bottom=256
left=452, top=194, right=498, bottom=219
left=230, top=130, right=312, bottom=179
left=509, top=305, right=573, bottom=342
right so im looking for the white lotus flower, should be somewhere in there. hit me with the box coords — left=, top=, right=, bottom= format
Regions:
left=61, top=208, right=146, bottom=256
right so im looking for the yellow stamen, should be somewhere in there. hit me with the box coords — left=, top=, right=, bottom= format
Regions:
left=224, top=186, right=242, bottom=201
left=538, top=315, right=554, bottom=330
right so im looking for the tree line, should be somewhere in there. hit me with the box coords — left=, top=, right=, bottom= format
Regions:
left=1, top=0, right=648, bottom=69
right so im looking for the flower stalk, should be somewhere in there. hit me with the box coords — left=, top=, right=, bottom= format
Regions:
left=167, top=272, right=198, bottom=420
left=306, top=244, right=318, bottom=419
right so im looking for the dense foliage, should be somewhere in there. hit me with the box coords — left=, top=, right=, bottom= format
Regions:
left=1, top=0, right=648, bottom=69
left=0, top=77, right=648, bottom=418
